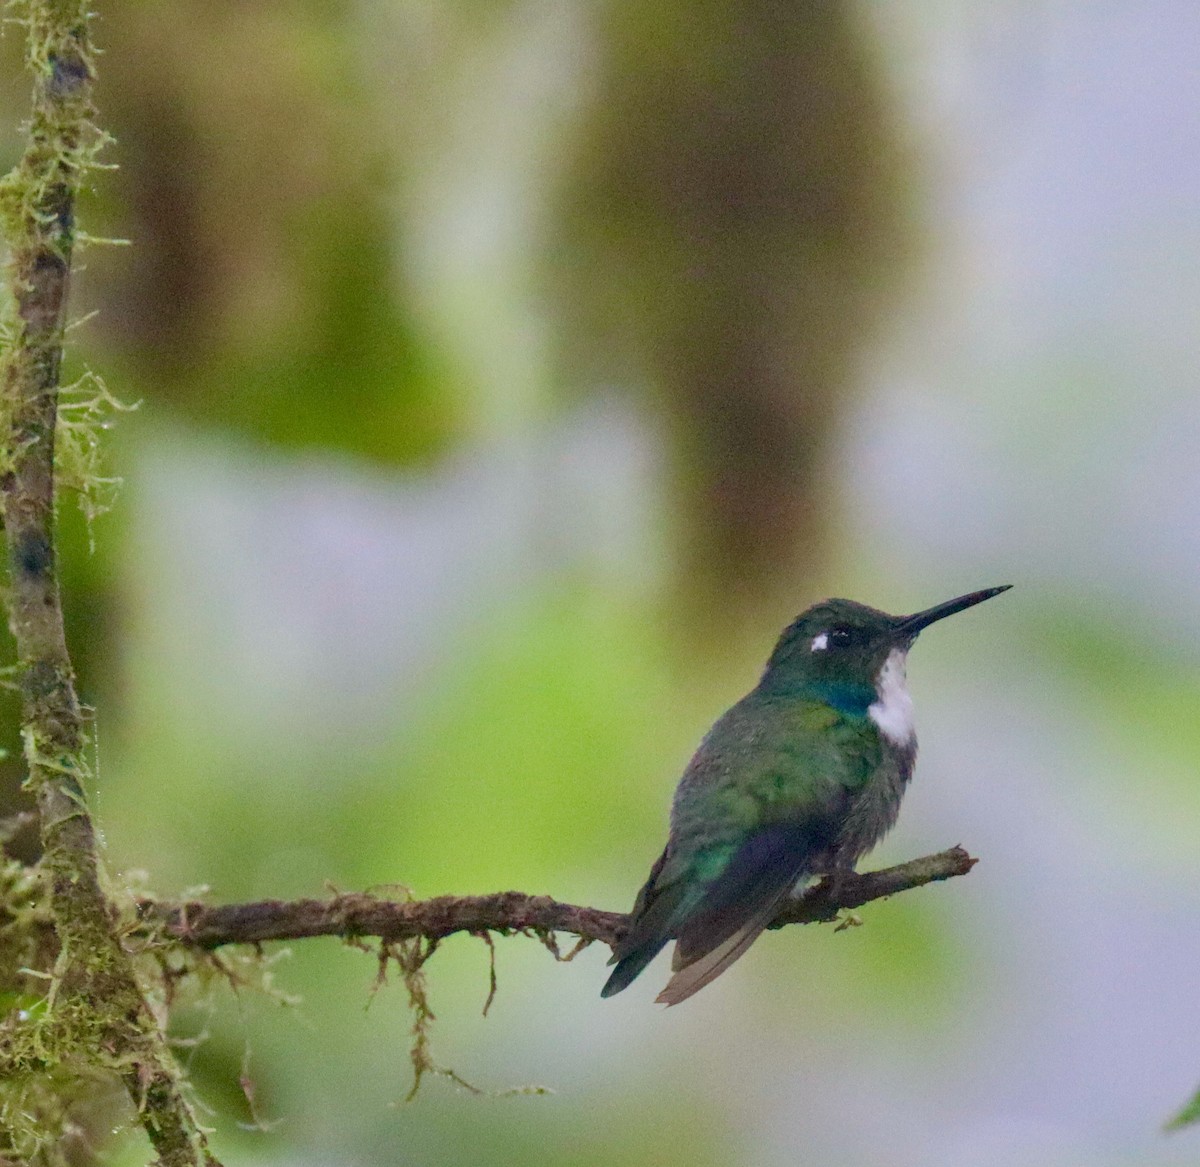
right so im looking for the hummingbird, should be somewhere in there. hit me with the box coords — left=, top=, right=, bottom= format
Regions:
left=602, top=585, right=1010, bottom=1005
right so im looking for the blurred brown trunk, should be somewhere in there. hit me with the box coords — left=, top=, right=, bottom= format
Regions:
left=556, top=0, right=914, bottom=632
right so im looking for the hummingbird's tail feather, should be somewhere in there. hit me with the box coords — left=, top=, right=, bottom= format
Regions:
left=602, top=887, right=693, bottom=997
left=655, top=913, right=774, bottom=1005
left=602, top=845, right=695, bottom=998
left=656, top=822, right=814, bottom=1006
left=601, top=934, right=671, bottom=998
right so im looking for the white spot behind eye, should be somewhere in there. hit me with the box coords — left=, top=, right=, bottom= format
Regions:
left=811, top=632, right=829, bottom=652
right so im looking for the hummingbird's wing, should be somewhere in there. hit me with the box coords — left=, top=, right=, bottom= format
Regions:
left=602, top=813, right=837, bottom=1001
left=655, top=820, right=817, bottom=1005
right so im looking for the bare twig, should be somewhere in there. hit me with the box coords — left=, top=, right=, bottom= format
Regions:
left=0, top=3, right=217, bottom=1162
left=146, top=847, right=976, bottom=952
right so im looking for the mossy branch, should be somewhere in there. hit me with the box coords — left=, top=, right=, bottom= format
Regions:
left=146, top=847, right=976, bottom=951
left=0, top=2, right=218, bottom=1163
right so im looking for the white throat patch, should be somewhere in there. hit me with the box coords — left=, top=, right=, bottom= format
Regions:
left=869, top=648, right=914, bottom=746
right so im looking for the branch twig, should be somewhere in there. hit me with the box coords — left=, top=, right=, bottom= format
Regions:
left=147, top=847, right=976, bottom=952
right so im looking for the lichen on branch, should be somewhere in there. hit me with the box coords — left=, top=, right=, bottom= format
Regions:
left=0, top=2, right=218, bottom=1163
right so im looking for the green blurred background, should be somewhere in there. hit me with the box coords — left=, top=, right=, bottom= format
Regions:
left=5, top=2, right=1200, bottom=1164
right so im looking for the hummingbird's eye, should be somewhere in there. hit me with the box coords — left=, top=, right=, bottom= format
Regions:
left=830, top=625, right=855, bottom=648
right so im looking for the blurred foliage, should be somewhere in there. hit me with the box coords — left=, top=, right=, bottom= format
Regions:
left=1168, top=1086, right=1200, bottom=1132
left=1030, top=602, right=1200, bottom=860
left=92, top=1, right=461, bottom=464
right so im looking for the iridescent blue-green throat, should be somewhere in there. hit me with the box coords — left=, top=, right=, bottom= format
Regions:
left=602, top=585, right=1011, bottom=1005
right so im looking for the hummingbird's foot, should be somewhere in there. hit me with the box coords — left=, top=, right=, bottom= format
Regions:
left=833, top=911, right=863, bottom=933
left=818, top=867, right=853, bottom=907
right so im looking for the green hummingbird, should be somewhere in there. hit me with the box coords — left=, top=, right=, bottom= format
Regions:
left=602, top=585, right=1010, bottom=1005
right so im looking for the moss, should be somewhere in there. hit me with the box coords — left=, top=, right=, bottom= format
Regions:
left=0, top=852, right=250, bottom=1162
left=0, top=856, right=106, bottom=1162
left=54, top=369, right=135, bottom=540
left=0, top=0, right=220, bottom=1161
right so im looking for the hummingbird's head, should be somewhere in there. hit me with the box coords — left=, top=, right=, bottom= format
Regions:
left=761, top=586, right=1012, bottom=695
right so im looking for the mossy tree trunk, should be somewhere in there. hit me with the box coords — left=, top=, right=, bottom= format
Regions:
left=0, top=2, right=218, bottom=1163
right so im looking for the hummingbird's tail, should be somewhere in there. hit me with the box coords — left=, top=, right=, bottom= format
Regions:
left=654, top=896, right=786, bottom=1005
left=601, top=845, right=692, bottom=998
left=601, top=935, right=671, bottom=998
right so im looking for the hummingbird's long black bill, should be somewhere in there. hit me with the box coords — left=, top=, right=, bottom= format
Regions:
left=894, top=585, right=1012, bottom=638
